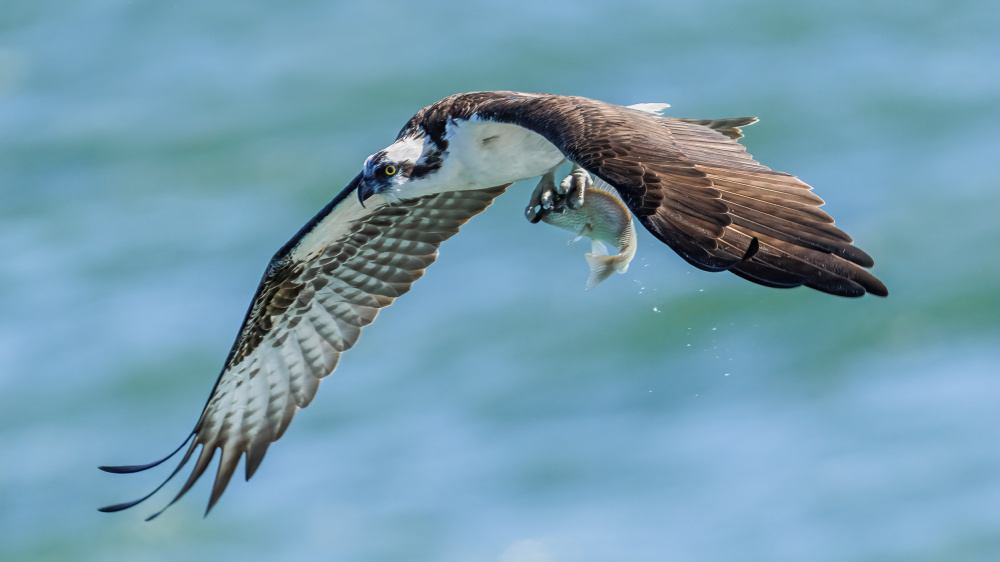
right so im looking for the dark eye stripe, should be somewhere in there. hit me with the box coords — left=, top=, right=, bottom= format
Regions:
left=410, top=151, right=443, bottom=179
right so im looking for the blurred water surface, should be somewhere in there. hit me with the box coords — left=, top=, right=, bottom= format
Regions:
left=2, top=0, right=999, bottom=560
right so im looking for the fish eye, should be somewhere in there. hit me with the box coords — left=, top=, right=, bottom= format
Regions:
left=384, top=165, right=397, bottom=176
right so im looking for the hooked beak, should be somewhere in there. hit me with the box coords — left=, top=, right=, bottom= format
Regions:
left=352, top=173, right=376, bottom=208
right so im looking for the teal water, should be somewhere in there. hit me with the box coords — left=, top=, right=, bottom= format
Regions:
left=2, top=0, right=999, bottom=560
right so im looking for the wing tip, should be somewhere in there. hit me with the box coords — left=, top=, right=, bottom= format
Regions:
left=98, top=430, right=194, bottom=474
left=97, top=434, right=198, bottom=518
left=97, top=498, right=145, bottom=513
left=98, top=462, right=162, bottom=475
left=863, top=276, right=889, bottom=298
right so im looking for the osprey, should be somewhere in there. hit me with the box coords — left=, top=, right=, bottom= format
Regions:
left=99, top=91, right=887, bottom=519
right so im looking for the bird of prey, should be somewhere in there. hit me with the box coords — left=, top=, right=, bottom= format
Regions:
left=99, top=91, right=887, bottom=519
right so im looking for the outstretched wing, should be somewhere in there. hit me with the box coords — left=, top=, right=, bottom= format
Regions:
left=99, top=181, right=508, bottom=518
left=413, top=92, right=886, bottom=297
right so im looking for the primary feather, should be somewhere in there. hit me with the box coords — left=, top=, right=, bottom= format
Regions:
left=100, top=185, right=508, bottom=518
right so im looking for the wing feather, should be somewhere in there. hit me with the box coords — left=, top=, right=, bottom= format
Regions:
left=100, top=183, right=508, bottom=517
left=440, top=92, right=885, bottom=296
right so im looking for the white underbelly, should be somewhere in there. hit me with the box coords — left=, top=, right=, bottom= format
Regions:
left=447, top=120, right=566, bottom=187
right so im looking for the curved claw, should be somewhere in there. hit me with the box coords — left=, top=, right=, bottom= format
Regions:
left=559, top=165, right=592, bottom=210
left=525, top=203, right=543, bottom=223
left=525, top=168, right=559, bottom=223
left=525, top=164, right=593, bottom=224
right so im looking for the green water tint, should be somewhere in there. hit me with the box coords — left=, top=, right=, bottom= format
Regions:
left=2, top=0, right=999, bottom=560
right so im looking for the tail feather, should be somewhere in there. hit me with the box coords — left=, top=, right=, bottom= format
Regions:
left=676, top=117, right=759, bottom=139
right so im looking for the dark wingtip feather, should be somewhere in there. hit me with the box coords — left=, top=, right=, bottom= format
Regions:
left=98, top=435, right=198, bottom=517
left=97, top=456, right=184, bottom=515
left=99, top=462, right=167, bottom=474
left=835, top=244, right=875, bottom=268
left=865, top=276, right=889, bottom=297
left=98, top=495, right=152, bottom=513
left=98, top=433, right=194, bottom=474
left=139, top=443, right=211, bottom=521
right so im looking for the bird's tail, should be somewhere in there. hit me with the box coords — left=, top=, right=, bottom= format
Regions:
left=675, top=117, right=759, bottom=139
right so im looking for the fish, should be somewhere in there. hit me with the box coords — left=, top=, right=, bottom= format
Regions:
left=540, top=179, right=637, bottom=289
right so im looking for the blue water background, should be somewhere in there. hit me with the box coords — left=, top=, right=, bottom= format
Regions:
left=2, top=0, right=999, bottom=560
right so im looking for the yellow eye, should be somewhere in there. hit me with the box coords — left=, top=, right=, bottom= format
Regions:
left=384, top=165, right=397, bottom=176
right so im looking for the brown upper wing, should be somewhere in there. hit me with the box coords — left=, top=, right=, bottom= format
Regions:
left=99, top=184, right=507, bottom=518
left=423, top=92, right=886, bottom=297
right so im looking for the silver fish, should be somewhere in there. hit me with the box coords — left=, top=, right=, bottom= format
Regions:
left=541, top=180, right=637, bottom=289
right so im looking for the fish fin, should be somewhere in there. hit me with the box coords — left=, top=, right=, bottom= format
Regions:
left=590, top=178, right=621, bottom=196
left=590, top=239, right=610, bottom=255
left=568, top=224, right=593, bottom=245
left=584, top=253, right=618, bottom=290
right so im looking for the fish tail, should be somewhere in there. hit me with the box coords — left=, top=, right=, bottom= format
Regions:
left=584, top=252, right=627, bottom=290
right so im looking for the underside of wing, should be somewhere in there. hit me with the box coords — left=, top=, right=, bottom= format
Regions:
left=99, top=184, right=508, bottom=518
left=440, top=92, right=886, bottom=297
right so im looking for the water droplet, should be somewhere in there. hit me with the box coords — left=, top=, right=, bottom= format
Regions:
left=652, top=307, right=659, bottom=312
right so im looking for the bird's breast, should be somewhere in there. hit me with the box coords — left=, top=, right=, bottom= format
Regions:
left=447, top=119, right=565, bottom=187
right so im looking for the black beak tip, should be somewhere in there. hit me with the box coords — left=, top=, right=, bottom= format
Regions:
left=351, top=173, right=373, bottom=208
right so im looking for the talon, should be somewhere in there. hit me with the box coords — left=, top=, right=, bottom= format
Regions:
left=539, top=189, right=555, bottom=210
left=525, top=203, right=542, bottom=223
left=559, top=164, right=592, bottom=210
left=570, top=186, right=586, bottom=210
left=527, top=163, right=588, bottom=224
left=559, top=174, right=572, bottom=194
left=526, top=168, right=560, bottom=224
left=559, top=175, right=582, bottom=210
left=527, top=178, right=547, bottom=209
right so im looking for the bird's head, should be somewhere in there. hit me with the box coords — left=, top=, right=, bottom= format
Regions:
left=356, top=133, right=446, bottom=206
